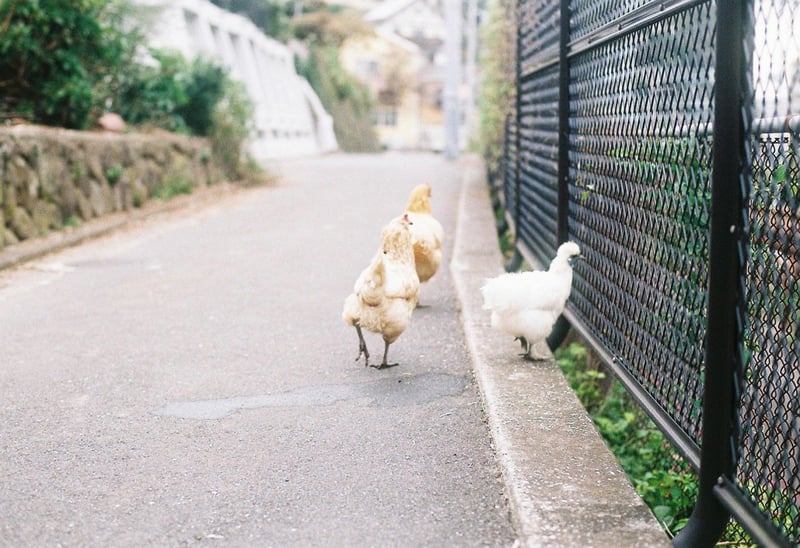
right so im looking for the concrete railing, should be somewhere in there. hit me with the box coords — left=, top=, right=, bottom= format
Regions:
left=134, top=0, right=337, bottom=159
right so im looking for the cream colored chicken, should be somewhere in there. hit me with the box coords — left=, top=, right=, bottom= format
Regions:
left=404, top=183, right=444, bottom=294
left=342, top=214, right=420, bottom=369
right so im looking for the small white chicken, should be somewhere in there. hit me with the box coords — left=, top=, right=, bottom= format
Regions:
left=481, top=241, right=583, bottom=360
left=342, top=214, right=420, bottom=369
left=404, top=183, right=444, bottom=287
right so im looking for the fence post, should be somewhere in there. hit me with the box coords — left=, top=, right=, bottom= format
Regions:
left=546, top=0, right=573, bottom=350
left=556, top=0, right=570, bottom=246
left=505, top=0, right=524, bottom=273
left=673, top=0, right=751, bottom=545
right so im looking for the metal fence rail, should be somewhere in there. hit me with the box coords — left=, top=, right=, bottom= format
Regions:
left=498, top=0, right=799, bottom=545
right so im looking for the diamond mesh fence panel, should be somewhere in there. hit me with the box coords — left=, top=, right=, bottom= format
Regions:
left=737, top=0, right=800, bottom=542
left=569, top=0, right=651, bottom=41
left=500, top=0, right=799, bottom=543
left=518, top=64, right=560, bottom=259
left=567, top=0, right=715, bottom=448
left=503, top=115, right=518, bottom=231
left=514, top=0, right=561, bottom=262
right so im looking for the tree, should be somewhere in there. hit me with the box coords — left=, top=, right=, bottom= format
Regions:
left=0, top=0, right=140, bottom=129
left=208, top=0, right=291, bottom=41
left=476, top=0, right=516, bottom=173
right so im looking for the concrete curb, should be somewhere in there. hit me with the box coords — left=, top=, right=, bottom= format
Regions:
left=450, top=155, right=670, bottom=547
left=0, top=182, right=241, bottom=272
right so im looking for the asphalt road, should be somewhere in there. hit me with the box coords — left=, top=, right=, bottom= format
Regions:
left=0, top=152, right=515, bottom=547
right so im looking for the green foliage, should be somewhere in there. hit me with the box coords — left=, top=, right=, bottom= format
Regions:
left=113, top=49, right=191, bottom=133
left=208, top=79, right=255, bottom=179
left=177, top=59, right=227, bottom=136
left=63, top=215, right=80, bottom=228
left=475, top=0, right=516, bottom=174
left=208, top=0, right=291, bottom=42
left=132, top=189, right=145, bottom=208
left=555, top=342, right=698, bottom=538
left=111, top=49, right=253, bottom=178
left=0, top=1, right=245, bottom=137
left=0, top=0, right=138, bottom=128
left=296, top=46, right=379, bottom=152
left=152, top=174, right=193, bottom=200
left=105, top=164, right=123, bottom=185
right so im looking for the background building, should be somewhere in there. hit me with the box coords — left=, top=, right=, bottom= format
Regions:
left=340, top=0, right=472, bottom=151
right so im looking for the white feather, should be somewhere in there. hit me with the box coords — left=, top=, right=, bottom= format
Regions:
left=481, top=242, right=581, bottom=358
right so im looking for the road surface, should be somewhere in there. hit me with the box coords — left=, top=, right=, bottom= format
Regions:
left=0, top=152, right=515, bottom=547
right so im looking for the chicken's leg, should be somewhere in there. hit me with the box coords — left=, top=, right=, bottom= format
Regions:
left=522, top=341, right=550, bottom=361
left=516, top=336, right=529, bottom=358
left=373, top=340, right=400, bottom=369
left=354, top=325, right=370, bottom=367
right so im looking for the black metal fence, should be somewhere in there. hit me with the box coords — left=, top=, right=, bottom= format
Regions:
left=496, top=0, right=799, bottom=545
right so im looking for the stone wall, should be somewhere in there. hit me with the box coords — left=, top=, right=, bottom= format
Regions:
left=0, top=125, right=220, bottom=249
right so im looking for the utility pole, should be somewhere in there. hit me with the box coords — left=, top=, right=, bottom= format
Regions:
left=464, top=0, right=478, bottom=141
left=443, top=0, right=462, bottom=160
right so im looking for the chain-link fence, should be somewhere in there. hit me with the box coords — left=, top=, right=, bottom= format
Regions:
left=498, top=0, right=799, bottom=545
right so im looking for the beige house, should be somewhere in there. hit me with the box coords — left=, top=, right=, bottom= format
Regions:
left=339, top=0, right=448, bottom=151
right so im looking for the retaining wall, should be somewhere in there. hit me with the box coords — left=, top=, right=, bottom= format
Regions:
left=0, top=125, right=220, bottom=249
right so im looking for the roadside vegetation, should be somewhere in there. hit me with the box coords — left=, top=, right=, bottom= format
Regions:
left=474, top=0, right=704, bottom=540
left=210, top=0, right=380, bottom=152
left=0, top=0, right=257, bottom=180
left=473, top=0, right=515, bottom=175
left=554, top=342, right=699, bottom=537
left=475, top=1, right=756, bottom=543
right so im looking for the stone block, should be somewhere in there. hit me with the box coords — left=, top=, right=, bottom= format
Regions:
left=87, top=150, right=107, bottom=185
left=10, top=206, right=38, bottom=240
left=4, top=227, right=18, bottom=246
left=76, top=190, right=94, bottom=221
left=89, top=179, right=112, bottom=217
left=31, top=200, right=61, bottom=233
left=4, top=182, right=16, bottom=221
left=115, top=178, right=133, bottom=211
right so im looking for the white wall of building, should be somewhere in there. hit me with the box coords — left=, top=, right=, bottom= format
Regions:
left=135, top=0, right=337, bottom=159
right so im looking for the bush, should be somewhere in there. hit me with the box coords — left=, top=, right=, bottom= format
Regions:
left=555, top=342, right=699, bottom=538
left=0, top=0, right=137, bottom=129
left=296, top=46, right=379, bottom=152
left=177, top=59, right=228, bottom=136
left=475, top=0, right=516, bottom=173
left=209, top=79, right=254, bottom=179
left=113, top=49, right=191, bottom=133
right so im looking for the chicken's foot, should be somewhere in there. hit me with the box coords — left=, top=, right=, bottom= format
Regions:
left=371, top=340, right=400, bottom=369
left=521, top=341, right=550, bottom=361
left=354, top=325, right=370, bottom=367
left=515, top=336, right=529, bottom=358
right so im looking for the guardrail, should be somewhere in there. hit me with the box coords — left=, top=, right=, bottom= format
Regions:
left=495, top=0, right=799, bottom=545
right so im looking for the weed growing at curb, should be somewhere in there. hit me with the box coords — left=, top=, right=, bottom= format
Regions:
left=555, top=343, right=698, bottom=537
left=153, top=176, right=194, bottom=200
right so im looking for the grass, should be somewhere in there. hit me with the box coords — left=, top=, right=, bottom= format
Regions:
left=554, top=341, right=759, bottom=545
left=152, top=175, right=194, bottom=200
left=554, top=342, right=698, bottom=538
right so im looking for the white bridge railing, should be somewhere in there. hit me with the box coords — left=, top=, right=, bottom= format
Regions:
left=136, top=0, right=338, bottom=159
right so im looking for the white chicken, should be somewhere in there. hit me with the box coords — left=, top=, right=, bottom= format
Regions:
left=481, top=241, right=583, bottom=360
left=404, top=183, right=444, bottom=288
left=342, top=214, right=420, bottom=369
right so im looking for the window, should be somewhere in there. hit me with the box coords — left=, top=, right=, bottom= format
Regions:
left=372, top=108, right=398, bottom=127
